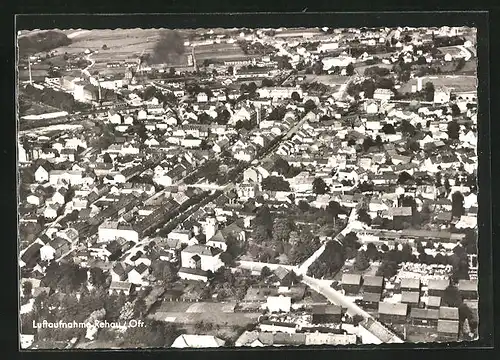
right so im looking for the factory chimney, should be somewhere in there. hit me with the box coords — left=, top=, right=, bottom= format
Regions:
left=28, top=57, right=33, bottom=84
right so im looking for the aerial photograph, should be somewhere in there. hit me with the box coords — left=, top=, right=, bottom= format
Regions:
left=17, top=25, right=479, bottom=349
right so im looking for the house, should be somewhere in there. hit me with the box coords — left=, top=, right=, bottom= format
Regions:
left=205, top=230, right=228, bottom=252
left=167, top=229, right=193, bottom=245
left=458, top=279, right=478, bottom=300
left=273, top=266, right=295, bottom=287
left=361, top=292, right=382, bottom=310
left=196, top=92, right=209, bottom=103
left=410, top=308, right=439, bottom=327
left=428, top=279, right=450, bottom=297
left=437, top=319, right=459, bottom=341
left=19, top=242, right=43, bottom=269
left=20, top=334, right=35, bottom=349
left=34, top=165, right=50, bottom=183
left=341, top=273, right=362, bottom=295
left=110, top=262, right=130, bottom=282
left=178, top=267, right=210, bottom=282
left=311, top=304, right=342, bottom=324
left=108, top=281, right=133, bottom=296
left=373, top=88, right=393, bottom=102
left=41, top=237, right=71, bottom=260
left=400, top=278, right=421, bottom=293
left=427, top=296, right=442, bottom=309
left=266, top=295, right=292, bottom=313
left=362, top=276, right=384, bottom=294
left=259, top=321, right=297, bottom=334
left=378, top=302, right=408, bottom=324
left=127, top=263, right=150, bottom=286
left=439, top=306, right=459, bottom=321
left=434, top=86, right=451, bottom=104
left=364, top=101, right=379, bottom=114
left=171, top=334, right=225, bottom=348
left=180, top=244, right=224, bottom=273
left=401, top=291, right=420, bottom=308
left=27, top=193, right=44, bottom=206
left=98, top=221, right=139, bottom=243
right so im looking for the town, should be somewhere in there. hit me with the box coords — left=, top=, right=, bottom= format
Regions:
left=17, top=26, right=478, bottom=349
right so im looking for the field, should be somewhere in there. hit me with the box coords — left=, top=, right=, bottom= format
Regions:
left=300, top=74, right=348, bottom=86
left=150, top=301, right=260, bottom=327
left=399, top=74, right=477, bottom=93
left=193, top=43, right=247, bottom=61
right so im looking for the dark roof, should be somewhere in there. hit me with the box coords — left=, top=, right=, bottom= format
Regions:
left=134, top=262, right=149, bottom=274
left=341, top=273, right=362, bottom=285
left=378, top=302, right=408, bottom=316
left=410, top=308, right=439, bottom=320
left=428, top=279, right=450, bottom=291
left=437, top=319, right=459, bottom=335
left=178, top=267, right=208, bottom=277
left=458, top=279, right=477, bottom=292
left=312, top=304, right=342, bottom=315
left=363, top=275, right=384, bottom=288
left=363, top=292, right=382, bottom=302
left=439, top=306, right=459, bottom=321
left=427, top=296, right=442, bottom=308
left=401, top=291, right=420, bottom=304
left=400, top=278, right=421, bottom=290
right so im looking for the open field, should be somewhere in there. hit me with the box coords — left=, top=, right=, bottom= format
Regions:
left=301, top=74, right=349, bottom=86
left=150, top=301, right=260, bottom=327
left=399, top=74, right=477, bottom=93
left=193, top=43, right=247, bottom=61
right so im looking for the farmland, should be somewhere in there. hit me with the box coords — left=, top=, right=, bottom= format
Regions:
left=300, top=74, right=349, bottom=87
left=149, top=300, right=261, bottom=327
left=194, top=43, right=247, bottom=61
left=398, top=74, right=477, bottom=94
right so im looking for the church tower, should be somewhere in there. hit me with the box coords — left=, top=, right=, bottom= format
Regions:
left=204, top=211, right=218, bottom=241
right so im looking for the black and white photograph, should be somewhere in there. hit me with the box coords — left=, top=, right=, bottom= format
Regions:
left=16, top=18, right=481, bottom=349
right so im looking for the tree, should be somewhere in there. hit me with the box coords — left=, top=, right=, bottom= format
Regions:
left=346, top=63, right=355, bottom=76
left=298, top=200, right=310, bottom=212
left=312, top=177, right=329, bottom=195
left=354, top=251, right=370, bottom=271
left=274, top=157, right=290, bottom=176
left=447, top=120, right=460, bottom=140
left=273, top=218, right=292, bottom=242
left=357, top=208, right=372, bottom=225
left=291, top=91, right=301, bottom=102
left=262, top=78, right=274, bottom=87
left=451, top=104, right=461, bottom=117
left=169, top=67, right=176, bottom=76
left=362, top=137, right=374, bottom=152
left=366, top=242, right=379, bottom=261
left=452, top=191, right=465, bottom=218
left=304, top=99, right=317, bottom=113
left=260, top=266, right=272, bottom=279
left=443, top=284, right=462, bottom=307
left=376, top=260, right=398, bottom=279
left=248, top=82, right=257, bottom=94
left=133, top=298, right=147, bottom=318
left=220, top=251, right=234, bottom=266
left=424, top=82, right=435, bottom=102
left=381, top=244, right=389, bottom=252
left=227, top=66, right=234, bottom=75
left=102, top=44, right=108, bottom=50
left=22, top=281, right=33, bottom=298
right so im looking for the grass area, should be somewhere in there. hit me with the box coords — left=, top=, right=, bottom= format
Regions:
left=301, top=74, right=349, bottom=86
left=399, top=74, right=477, bottom=93
left=406, top=324, right=440, bottom=343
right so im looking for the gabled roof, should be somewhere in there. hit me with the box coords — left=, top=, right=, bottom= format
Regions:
left=378, top=302, right=408, bottom=316
left=172, top=334, right=225, bottom=348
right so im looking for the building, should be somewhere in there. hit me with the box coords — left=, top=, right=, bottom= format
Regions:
left=400, top=278, right=421, bottom=293
left=257, top=87, right=303, bottom=100
left=341, top=273, right=362, bottom=295
left=401, top=291, right=420, bottom=308
left=428, top=279, right=450, bottom=297
left=433, top=86, right=451, bottom=104
left=427, top=296, right=442, bottom=309
left=180, top=244, right=224, bottom=273
left=171, top=334, right=225, bottom=348
left=108, top=281, right=133, bottom=296
left=98, top=221, right=139, bottom=244
left=311, top=304, right=342, bottom=324
left=363, top=276, right=384, bottom=294
left=458, top=279, right=478, bottom=300
left=373, top=88, right=393, bottom=102
left=439, top=306, right=459, bottom=321
left=437, top=319, right=459, bottom=341
left=378, top=302, right=408, bottom=324
left=266, top=295, right=292, bottom=313
left=361, top=292, right=381, bottom=310
left=410, top=308, right=439, bottom=327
